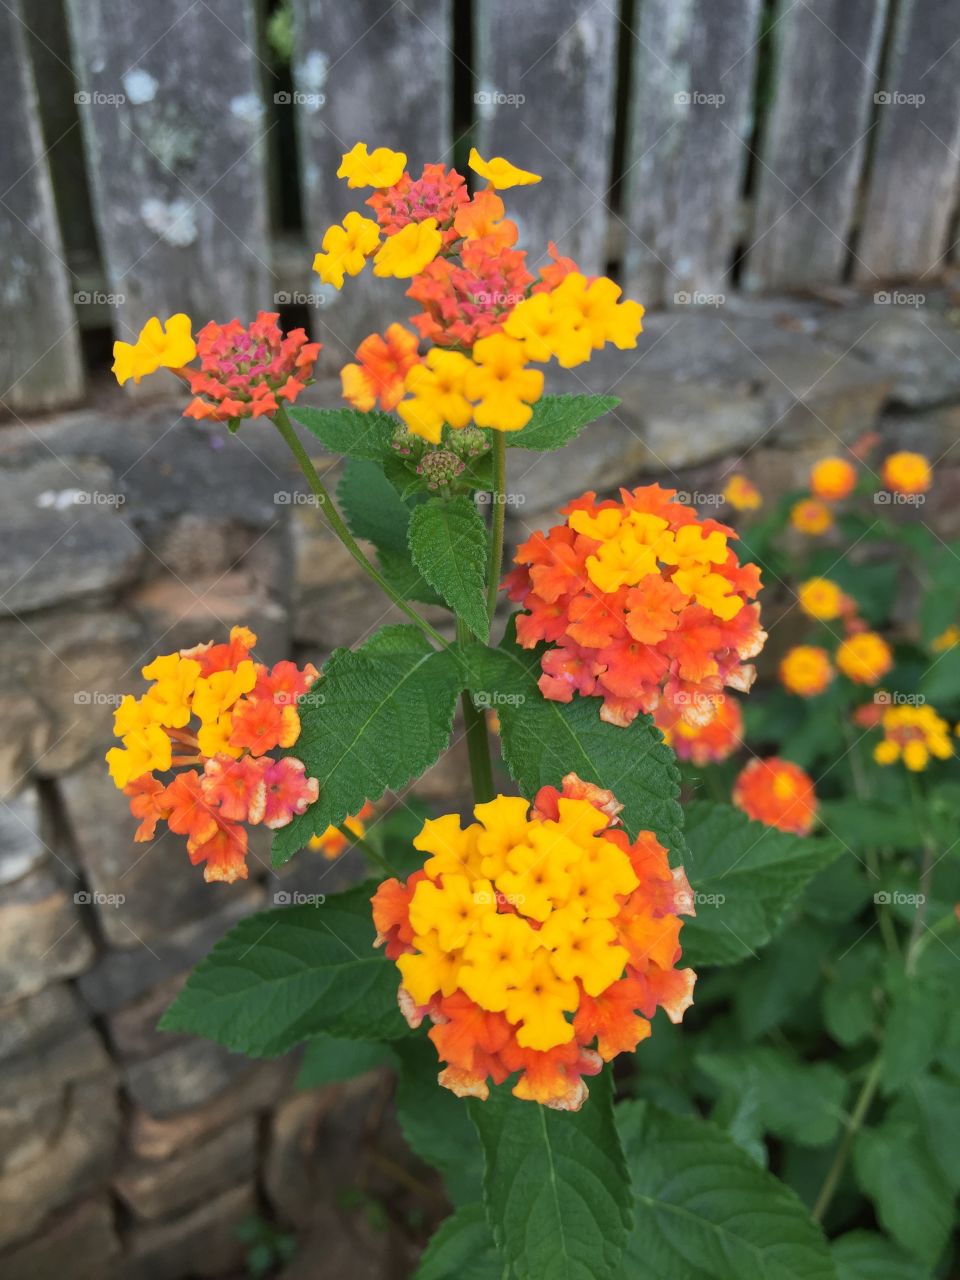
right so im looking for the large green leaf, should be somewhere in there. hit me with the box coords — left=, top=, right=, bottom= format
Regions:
left=464, top=628, right=684, bottom=858
left=160, top=883, right=407, bottom=1053
left=881, top=971, right=947, bottom=1092
left=619, top=1101, right=836, bottom=1280
left=414, top=1205, right=502, bottom=1280
left=822, top=944, right=882, bottom=1048
left=505, top=394, right=619, bottom=451
left=678, top=803, right=843, bottom=967
left=296, top=1032, right=396, bottom=1088
left=470, top=1069, right=632, bottom=1280
left=853, top=1118, right=953, bottom=1266
left=338, top=457, right=414, bottom=555
left=408, top=497, right=490, bottom=640
left=293, top=405, right=396, bottom=460
left=832, top=1231, right=927, bottom=1280
left=908, top=1073, right=960, bottom=1190
left=394, top=1040, right=484, bottom=1205
left=272, top=626, right=461, bottom=865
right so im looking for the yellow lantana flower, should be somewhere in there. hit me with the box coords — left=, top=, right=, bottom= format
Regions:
left=798, top=577, right=844, bottom=621
left=373, top=218, right=442, bottom=279
left=790, top=498, right=833, bottom=535
left=810, top=457, right=857, bottom=501
left=874, top=704, right=953, bottom=771
left=779, top=645, right=834, bottom=697
left=397, top=348, right=474, bottom=444
left=723, top=474, right=762, bottom=511
left=313, top=212, right=381, bottom=289
left=468, top=147, right=541, bottom=189
left=836, top=631, right=892, bottom=685
left=464, top=333, right=544, bottom=431
left=337, top=142, right=407, bottom=189
left=112, top=314, right=196, bottom=386
left=882, top=450, right=931, bottom=496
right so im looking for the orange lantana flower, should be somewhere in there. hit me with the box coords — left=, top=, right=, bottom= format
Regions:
left=732, top=757, right=817, bottom=836
left=341, top=324, right=421, bottom=412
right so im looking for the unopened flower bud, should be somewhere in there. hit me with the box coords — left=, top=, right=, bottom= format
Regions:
left=448, top=425, right=489, bottom=460
left=416, top=449, right=465, bottom=490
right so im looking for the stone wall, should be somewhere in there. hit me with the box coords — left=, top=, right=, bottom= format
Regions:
left=1, top=292, right=958, bottom=1277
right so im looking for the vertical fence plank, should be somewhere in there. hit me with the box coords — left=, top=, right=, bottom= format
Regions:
left=290, top=0, right=452, bottom=358
left=855, top=0, right=960, bottom=283
left=474, top=1, right=618, bottom=275
left=622, top=0, right=763, bottom=309
left=744, top=0, right=888, bottom=292
left=0, top=0, right=85, bottom=414
left=65, top=0, right=270, bottom=340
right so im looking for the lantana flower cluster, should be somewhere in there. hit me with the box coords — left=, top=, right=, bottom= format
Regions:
left=314, top=143, right=644, bottom=442
left=371, top=775, right=695, bottom=1110
left=873, top=703, right=954, bottom=772
left=504, top=484, right=765, bottom=727
left=654, top=693, right=744, bottom=766
left=106, top=627, right=320, bottom=883
left=732, top=757, right=818, bottom=836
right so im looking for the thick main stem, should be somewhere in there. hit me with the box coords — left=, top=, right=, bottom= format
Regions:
left=457, top=619, right=495, bottom=804
left=272, top=405, right=448, bottom=649
left=811, top=1054, right=883, bottom=1223
left=485, top=432, right=507, bottom=632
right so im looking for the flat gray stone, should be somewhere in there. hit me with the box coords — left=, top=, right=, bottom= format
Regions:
left=124, top=1181, right=255, bottom=1280
left=0, top=865, right=94, bottom=1004
left=114, top=1117, right=257, bottom=1220
left=124, top=1036, right=254, bottom=1119
left=819, top=304, right=960, bottom=408
left=0, top=787, right=45, bottom=886
left=0, top=1198, right=120, bottom=1280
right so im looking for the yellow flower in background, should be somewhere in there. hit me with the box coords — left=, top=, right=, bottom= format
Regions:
left=337, top=142, right=407, bottom=189
left=397, top=348, right=474, bottom=444
left=932, top=625, right=960, bottom=652
left=313, top=212, right=381, bottom=289
left=790, top=498, right=833, bottom=535
left=464, top=333, right=544, bottom=431
left=723, top=474, right=762, bottom=511
left=874, top=704, right=953, bottom=771
left=810, top=456, right=857, bottom=501
left=373, top=218, right=443, bottom=279
left=836, top=631, right=893, bottom=685
left=882, top=450, right=932, bottom=496
left=112, top=313, right=196, bottom=386
left=779, top=645, right=834, bottom=697
left=798, top=577, right=845, bottom=621
left=468, top=147, right=541, bottom=189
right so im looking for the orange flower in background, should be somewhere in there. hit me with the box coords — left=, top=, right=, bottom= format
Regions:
left=723, top=474, right=762, bottom=512
left=182, top=312, right=321, bottom=423
left=732, top=757, right=818, bottom=836
left=780, top=645, right=834, bottom=697
left=505, top=485, right=766, bottom=728
left=810, top=456, right=857, bottom=501
left=655, top=694, right=743, bottom=766
left=341, top=324, right=421, bottom=412
left=882, top=450, right=931, bottom=496
left=790, top=498, right=833, bottom=535
left=106, top=628, right=319, bottom=883
left=371, top=775, right=695, bottom=1109
left=309, top=802, right=376, bottom=859
left=836, top=631, right=893, bottom=686
left=798, top=577, right=846, bottom=622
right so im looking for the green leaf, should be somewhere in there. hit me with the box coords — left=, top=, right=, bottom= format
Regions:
left=408, top=497, right=490, bottom=640
left=296, top=1032, right=396, bottom=1088
left=414, top=1204, right=502, bottom=1280
left=271, top=626, right=462, bottom=865
left=817, top=799, right=917, bottom=854
left=697, top=1047, right=847, bottom=1148
left=921, top=645, right=960, bottom=702
left=908, top=1073, right=960, bottom=1189
left=618, top=1101, right=835, bottom=1280
left=853, top=1118, right=953, bottom=1266
left=394, top=1040, right=484, bottom=1205
left=338, top=458, right=414, bottom=555
left=882, top=971, right=947, bottom=1092
left=732, top=919, right=832, bottom=1039
left=160, top=883, right=407, bottom=1054
left=832, top=1231, right=928, bottom=1280
left=376, top=546, right=444, bottom=606
left=822, top=944, right=882, bottom=1048
left=678, top=802, right=842, bottom=967
left=464, top=625, right=684, bottom=858
left=505, top=394, right=619, bottom=451
left=293, top=405, right=396, bottom=461
left=470, top=1069, right=632, bottom=1280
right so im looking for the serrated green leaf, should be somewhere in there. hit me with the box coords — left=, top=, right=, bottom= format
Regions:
left=618, top=1101, right=835, bottom=1280
left=394, top=1040, right=484, bottom=1205
left=414, top=1204, right=502, bottom=1280
left=376, top=546, right=444, bottom=606
left=408, top=497, right=489, bottom=640
left=832, top=1231, right=928, bottom=1280
left=697, top=1047, right=847, bottom=1148
left=272, top=626, right=461, bottom=865
left=505, top=394, right=619, bottom=451
left=470, top=1069, right=631, bottom=1280
left=921, top=645, right=960, bottom=701
left=679, top=802, right=843, bottom=967
left=338, top=457, right=414, bottom=555
left=463, top=625, right=684, bottom=858
left=293, top=405, right=396, bottom=460
left=882, top=971, right=948, bottom=1092
left=853, top=1118, right=953, bottom=1266
left=296, top=1032, right=397, bottom=1088
left=160, top=883, right=407, bottom=1054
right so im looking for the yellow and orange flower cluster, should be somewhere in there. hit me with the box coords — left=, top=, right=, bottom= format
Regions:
left=504, top=484, right=765, bottom=728
left=723, top=474, right=762, bottom=512
left=836, top=630, right=893, bottom=686
left=779, top=644, right=834, bottom=698
left=882, top=450, right=931, bottom=496
left=732, top=757, right=818, bottom=836
left=322, top=141, right=644, bottom=441
left=106, top=628, right=319, bottom=883
left=873, top=704, right=953, bottom=772
left=309, top=802, right=376, bottom=859
left=371, top=775, right=695, bottom=1109
left=654, top=694, right=744, bottom=766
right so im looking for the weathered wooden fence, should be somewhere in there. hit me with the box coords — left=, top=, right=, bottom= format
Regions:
left=3, top=0, right=960, bottom=414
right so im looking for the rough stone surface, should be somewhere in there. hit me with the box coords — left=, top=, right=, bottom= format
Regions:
left=124, top=1038, right=258, bottom=1119
left=0, top=863, right=94, bottom=1003
left=0, top=1198, right=121, bottom=1280
left=819, top=304, right=960, bottom=408
left=0, top=785, right=45, bottom=885
left=115, top=1117, right=258, bottom=1220
left=124, top=1181, right=256, bottom=1280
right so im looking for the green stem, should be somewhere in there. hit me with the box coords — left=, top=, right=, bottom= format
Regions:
left=457, top=618, right=495, bottom=804
left=335, top=822, right=393, bottom=876
left=906, top=774, right=936, bottom=972
left=811, top=1054, right=883, bottom=1224
left=843, top=721, right=899, bottom=957
left=485, top=431, right=507, bottom=634
left=272, top=405, right=448, bottom=649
